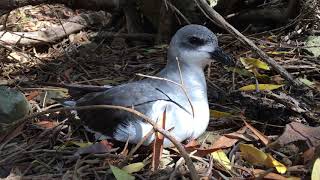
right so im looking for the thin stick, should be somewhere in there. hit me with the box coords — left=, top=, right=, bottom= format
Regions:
left=136, top=73, right=195, bottom=117
left=194, top=0, right=301, bottom=86
left=119, top=128, right=154, bottom=167
left=13, top=105, right=199, bottom=180
left=176, top=57, right=195, bottom=117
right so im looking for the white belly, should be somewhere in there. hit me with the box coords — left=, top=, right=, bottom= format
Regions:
left=113, top=100, right=210, bottom=147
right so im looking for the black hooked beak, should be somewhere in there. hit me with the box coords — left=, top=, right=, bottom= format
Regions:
left=209, top=47, right=234, bottom=65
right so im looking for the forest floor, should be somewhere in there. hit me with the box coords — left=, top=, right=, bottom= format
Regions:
left=0, top=3, right=319, bottom=180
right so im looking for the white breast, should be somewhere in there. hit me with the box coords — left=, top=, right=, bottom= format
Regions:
left=112, top=99, right=209, bottom=147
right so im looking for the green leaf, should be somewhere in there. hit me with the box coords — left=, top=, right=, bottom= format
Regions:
left=298, top=78, right=314, bottom=87
left=240, top=57, right=270, bottom=70
left=239, top=84, right=284, bottom=91
left=122, top=162, right=145, bottom=174
left=110, top=165, right=135, bottom=180
left=305, top=36, right=320, bottom=57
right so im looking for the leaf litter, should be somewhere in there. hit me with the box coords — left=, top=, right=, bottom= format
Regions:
left=0, top=3, right=319, bottom=180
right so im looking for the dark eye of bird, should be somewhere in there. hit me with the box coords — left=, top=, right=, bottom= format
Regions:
left=188, top=36, right=205, bottom=45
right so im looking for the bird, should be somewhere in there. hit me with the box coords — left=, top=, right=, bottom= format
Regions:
left=74, top=24, right=232, bottom=147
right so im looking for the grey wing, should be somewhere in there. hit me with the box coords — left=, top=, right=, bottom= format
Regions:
left=75, top=81, right=169, bottom=136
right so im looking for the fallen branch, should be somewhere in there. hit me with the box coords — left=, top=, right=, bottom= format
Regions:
left=13, top=105, right=200, bottom=180
left=195, top=0, right=301, bottom=86
left=0, top=11, right=108, bottom=46
left=0, top=0, right=128, bottom=16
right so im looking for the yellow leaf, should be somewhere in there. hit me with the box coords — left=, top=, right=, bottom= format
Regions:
left=122, top=162, right=145, bottom=174
left=312, top=158, right=320, bottom=180
left=240, top=57, right=270, bottom=71
left=267, top=51, right=290, bottom=55
left=211, top=150, right=232, bottom=170
left=240, top=144, right=267, bottom=164
left=210, top=110, right=232, bottom=119
left=240, top=144, right=287, bottom=174
left=265, top=154, right=287, bottom=174
left=239, top=84, right=284, bottom=91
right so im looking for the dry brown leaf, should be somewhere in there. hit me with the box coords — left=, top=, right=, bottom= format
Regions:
left=184, top=139, right=199, bottom=148
left=270, top=122, right=320, bottom=148
left=243, top=119, right=270, bottom=146
left=303, top=147, right=316, bottom=164
left=26, top=90, right=40, bottom=101
left=211, top=135, right=239, bottom=149
left=253, top=169, right=299, bottom=180
left=74, top=140, right=113, bottom=156
left=152, top=108, right=166, bottom=171
left=211, top=127, right=248, bottom=149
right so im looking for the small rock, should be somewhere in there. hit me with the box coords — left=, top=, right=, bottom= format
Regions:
left=0, top=86, right=30, bottom=124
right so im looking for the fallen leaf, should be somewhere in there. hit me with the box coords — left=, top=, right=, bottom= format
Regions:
left=224, top=67, right=252, bottom=77
left=152, top=108, right=166, bottom=171
left=224, top=127, right=251, bottom=141
left=271, top=75, right=285, bottom=84
left=211, top=150, right=231, bottom=170
left=267, top=51, right=291, bottom=55
left=239, top=84, right=284, bottom=91
left=240, top=144, right=287, bottom=174
left=303, top=147, right=316, bottom=164
left=26, top=91, right=40, bottom=101
left=297, top=78, right=315, bottom=87
left=184, top=139, right=199, bottom=148
left=210, top=110, right=232, bottom=119
left=254, top=169, right=300, bottom=180
left=110, top=165, right=135, bottom=180
left=193, top=147, right=221, bottom=157
left=122, top=162, right=145, bottom=174
left=74, top=140, right=112, bottom=156
left=240, top=144, right=267, bottom=164
left=269, top=122, right=320, bottom=148
left=243, top=120, right=269, bottom=146
left=312, top=158, right=320, bottom=180
left=305, top=36, right=320, bottom=57
left=265, top=154, right=287, bottom=174
left=240, top=57, right=270, bottom=71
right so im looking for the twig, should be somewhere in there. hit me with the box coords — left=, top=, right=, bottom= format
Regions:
left=13, top=105, right=200, bottom=180
left=119, top=128, right=155, bottom=167
left=166, top=1, right=191, bottom=24
left=176, top=57, right=195, bottom=117
left=194, top=0, right=301, bottom=87
left=136, top=73, right=195, bottom=117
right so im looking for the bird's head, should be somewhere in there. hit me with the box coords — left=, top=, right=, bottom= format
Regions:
left=168, top=24, right=233, bottom=68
